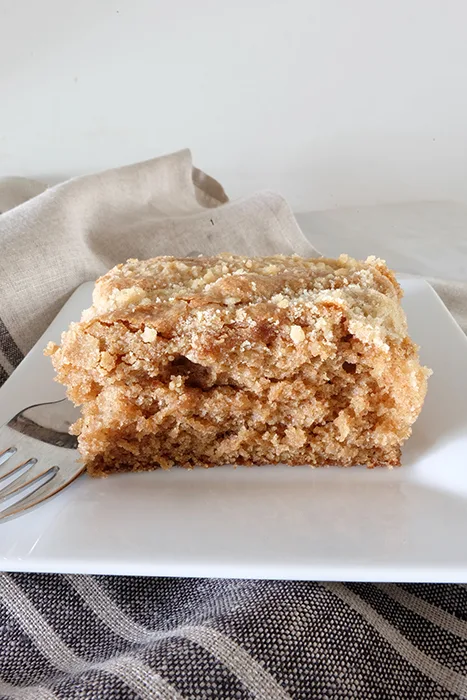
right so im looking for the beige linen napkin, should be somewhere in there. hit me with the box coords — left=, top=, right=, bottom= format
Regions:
left=0, top=149, right=317, bottom=379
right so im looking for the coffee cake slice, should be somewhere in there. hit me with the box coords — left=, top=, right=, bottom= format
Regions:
left=46, top=254, right=430, bottom=476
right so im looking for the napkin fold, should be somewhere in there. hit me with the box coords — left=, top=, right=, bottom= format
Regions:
left=0, top=149, right=317, bottom=379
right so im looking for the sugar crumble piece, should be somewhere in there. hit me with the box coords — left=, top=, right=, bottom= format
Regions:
left=141, top=327, right=157, bottom=343
left=290, top=325, right=306, bottom=344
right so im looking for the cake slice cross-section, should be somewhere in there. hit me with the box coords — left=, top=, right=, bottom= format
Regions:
left=46, top=253, right=430, bottom=476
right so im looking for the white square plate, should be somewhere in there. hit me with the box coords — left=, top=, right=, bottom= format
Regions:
left=1, top=279, right=467, bottom=582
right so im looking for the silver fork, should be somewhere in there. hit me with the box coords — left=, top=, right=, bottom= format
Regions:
left=0, top=398, right=85, bottom=522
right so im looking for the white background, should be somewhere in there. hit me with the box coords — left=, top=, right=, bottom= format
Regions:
left=1, top=0, right=467, bottom=210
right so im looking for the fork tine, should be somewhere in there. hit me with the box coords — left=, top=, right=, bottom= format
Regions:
left=0, top=457, right=37, bottom=482
left=0, top=475, right=58, bottom=521
left=0, top=465, right=86, bottom=522
left=0, top=463, right=57, bottom=503
left=0, top=448, right=17, bottom=468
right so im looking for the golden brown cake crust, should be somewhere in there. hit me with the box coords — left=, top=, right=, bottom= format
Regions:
left=46, top=253, right=430, bottom=476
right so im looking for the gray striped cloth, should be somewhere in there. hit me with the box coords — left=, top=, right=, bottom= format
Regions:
left=0, top=575, right=466, bottom=698
left=1, top=154, right=467, bottom=699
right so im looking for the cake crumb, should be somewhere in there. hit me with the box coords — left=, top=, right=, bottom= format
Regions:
left=290, top=325, right=306, bottom=344
left=100, top=351, right=115, bottom=371
left=141, top=327, right=157, bottom=343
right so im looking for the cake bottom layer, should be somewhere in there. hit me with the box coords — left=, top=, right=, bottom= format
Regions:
left=84, top=423, right=402, bottom=477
